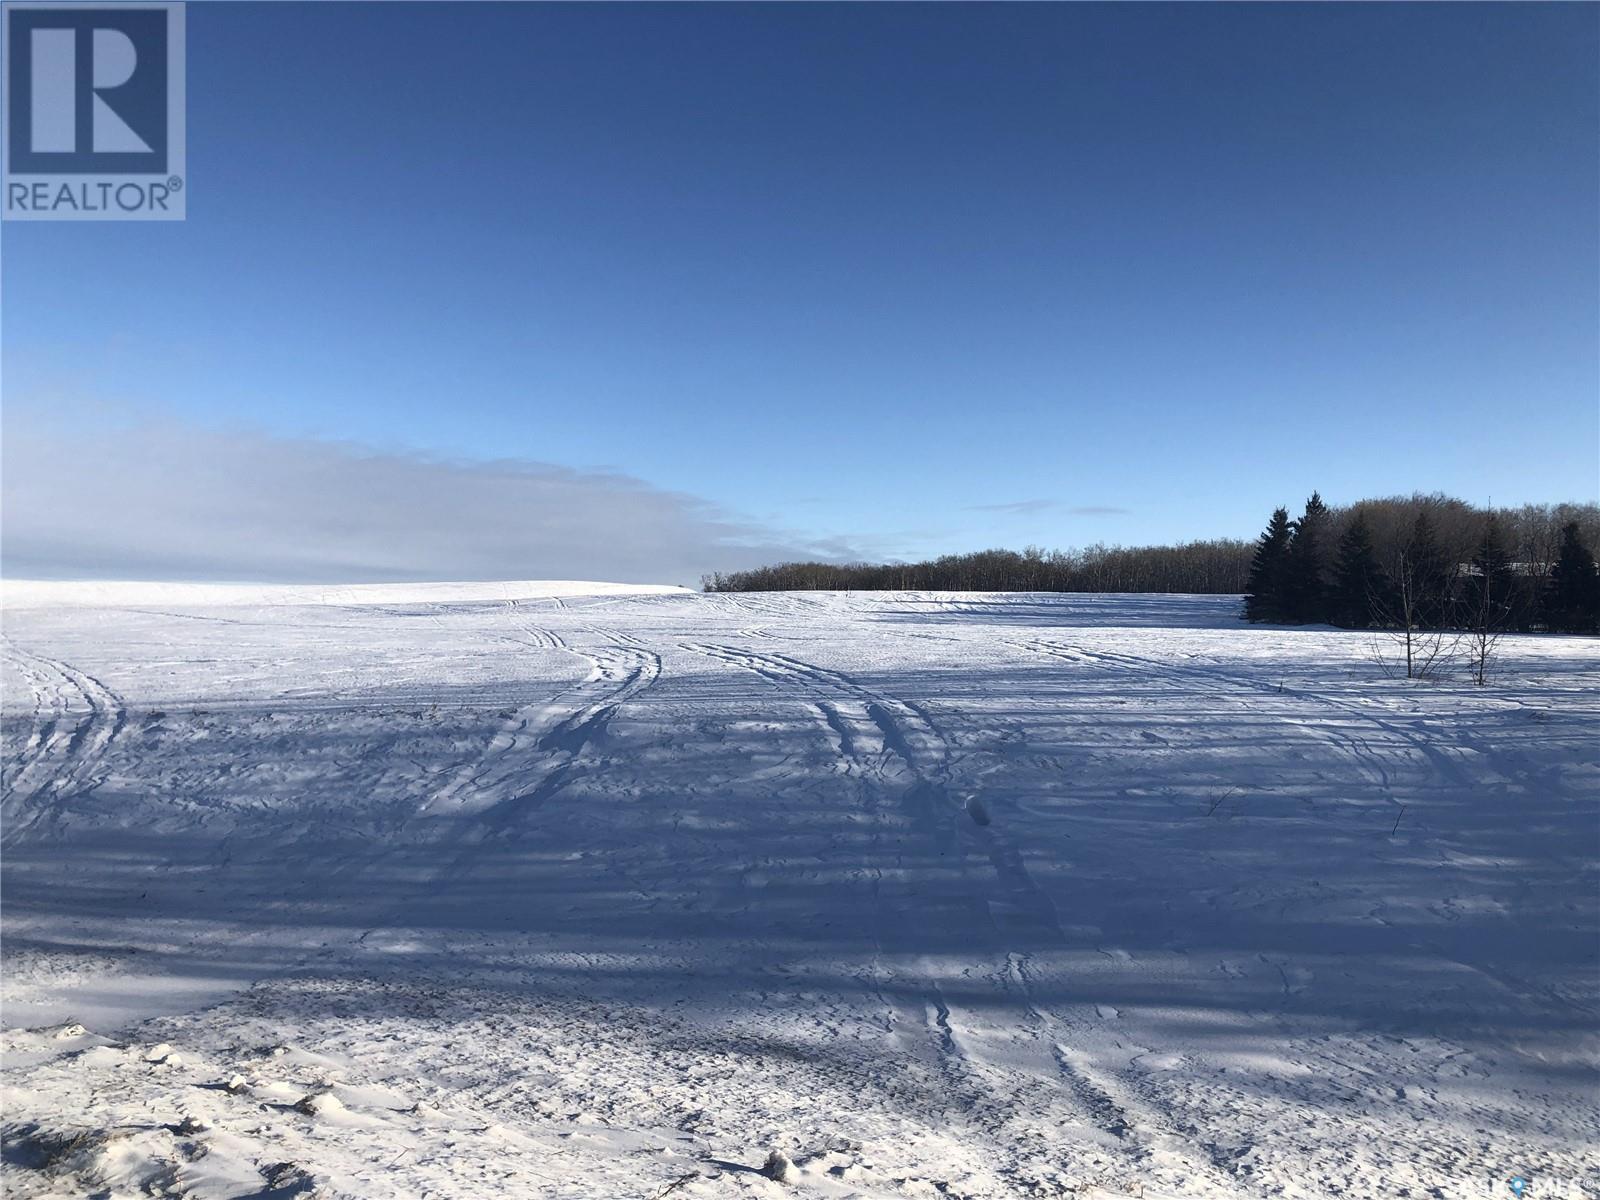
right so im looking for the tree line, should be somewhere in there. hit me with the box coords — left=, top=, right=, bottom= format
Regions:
left=703, top=540, right=1253, bottom=596
left=1244, top=493, right=1599, bottom=636
left=702, top=494, right=1600, bottom=637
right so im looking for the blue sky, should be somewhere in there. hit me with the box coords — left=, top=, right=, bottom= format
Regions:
left=5, top=3, right=1596, bottom=582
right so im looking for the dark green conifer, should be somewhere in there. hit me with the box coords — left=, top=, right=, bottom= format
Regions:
left=1546, top=521, right=1599, bottom=634
left=1332, top=509, right=1383, bottom=628
left=1244, top=507, right=1292, bottom=622
left=1465, top=512, right=1518, bottom=635
left=1405, top=510, right=1453, bottom=628
left=1284, top=492, right=1334, bottom=623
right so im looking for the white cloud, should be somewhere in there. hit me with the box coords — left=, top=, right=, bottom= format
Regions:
left=1, top=414, right=859, bottom=586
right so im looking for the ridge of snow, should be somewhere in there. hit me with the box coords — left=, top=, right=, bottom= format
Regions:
left=0, top=579, right=691, bottom=609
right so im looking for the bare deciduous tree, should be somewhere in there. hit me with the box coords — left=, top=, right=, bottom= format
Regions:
left=1368, top=540, right=1460, bottom=681
left=1462, top=514, right=1518, bottom=686
left=1464, top=576, right=1508, bottom=687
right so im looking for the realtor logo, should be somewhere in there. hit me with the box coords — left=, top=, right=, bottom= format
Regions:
left=3, top=2, right=185, bottom=219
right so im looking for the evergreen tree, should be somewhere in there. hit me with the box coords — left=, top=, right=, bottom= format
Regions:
left=1331, top=509, right=1383, bottom=628
left=1471, top=514, right=1517, bottom=614
left=1244, top=507, right=1292, bottom=622
left=1284, top=492, right=1334, bottom=623
left=1405, top=510, right=1454, bottom=628
left=1546, top=521, right=1600, bottom=634
left=1463, top=514, right=1518, bottom=684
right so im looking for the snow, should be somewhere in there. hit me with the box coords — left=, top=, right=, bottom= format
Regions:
left=0, top=579, right=691, bottom=609
left=2, top=586, right=1596, bottom=1199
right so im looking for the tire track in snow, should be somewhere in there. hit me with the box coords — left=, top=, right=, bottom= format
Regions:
left=928, top=636, right=1331, bottom=1182
left=1037, top=637, right=1470, bottom=779
left=2, top=647, right=67, bottom=793
left=429, top=629, right=661, bottom=834
left=679, top=643, right=947, bottom=777
left=232, top=616, right=665, bottom=965
left=1047, top=639, right=1598, bottom=1033
left=679, top=641, right=1159, bottom=1167
left=1003, top=633, right=1564, bottom=1185
left=678, top=641, right=971, bottom=1043
left=1, top=639, right=127, bottom=846
left=1013, top=636, right=1415, bottom=806
left=344, top=620, right=666, bottom=919
left=1000, top=952, right=1256, bottom=1195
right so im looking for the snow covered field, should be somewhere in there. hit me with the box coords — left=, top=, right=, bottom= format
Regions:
left=2, top=584, right=1596, bottom=1199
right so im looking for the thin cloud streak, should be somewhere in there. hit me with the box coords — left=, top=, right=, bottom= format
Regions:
left=965, top=499, right=1130, bottom=516
left=967, top=499, right=1058, bottom=515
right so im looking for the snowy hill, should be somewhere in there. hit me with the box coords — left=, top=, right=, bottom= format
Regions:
left=2, top=588, right=1595, bottom=1198
left=1, top=578, right=691, bottom=609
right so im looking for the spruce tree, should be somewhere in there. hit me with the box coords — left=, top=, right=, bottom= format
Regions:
left=1464, top=513, right=1518, bottom=662
left=1244, top=507, right=1292, bottom=622
left=1471, top=514, right=1516, bottom=614
left=1405, top=510, right=1453, bottom=628
left=1547, top=521, right=1600, bottom=634
left=1332, top=509, right=1383, bottom=628
left=1284, top=492, right=1334, bottom=623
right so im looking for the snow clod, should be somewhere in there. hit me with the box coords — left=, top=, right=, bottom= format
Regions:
left=294, top=1091, right=346, bottom=1118
left=260, top=1161, right=317, bottom=1194
left=761, top=1148, right=795, bottom=1184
